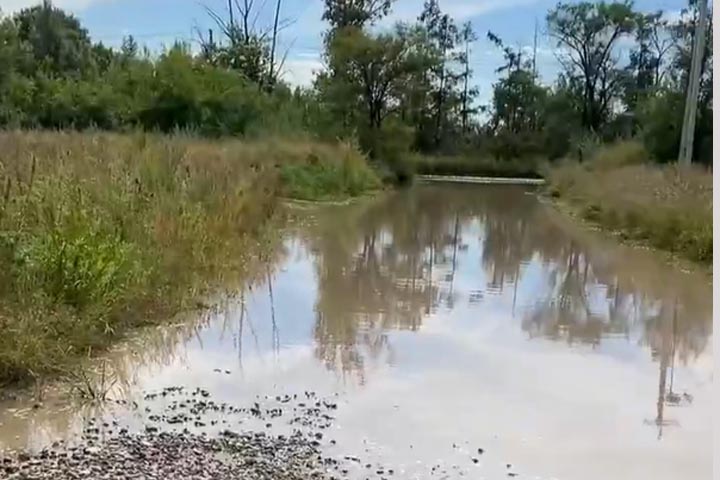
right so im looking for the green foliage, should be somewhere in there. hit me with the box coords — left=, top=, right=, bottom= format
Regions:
left=0, top=0, right=715, bottom=174
left=12, top=225, right=141, bottom=311
left=324, top=26, right=429, bottom=131
left=637, top=87, right=712, bottom=165
left=322, top=0, right=392, bottom=28
left=363, top=121, right=416, bottom=184
left=13, top=1, right=95, bottom=76
left=0, top=131, right=378, bottom=384
left=413, top=154, right=542, bottom=178
left=491, top=70, right=547, bottom=134
left=279, top=146, right=382, bottom=201
left=547, top=1, right=636, bottom=131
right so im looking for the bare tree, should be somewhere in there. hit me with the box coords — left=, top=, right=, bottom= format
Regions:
left=199, top=0, right=293, bottom=87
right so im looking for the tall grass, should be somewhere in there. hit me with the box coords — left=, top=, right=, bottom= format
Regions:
left=548, top=141, right=712, bottom=264
left=278, top=141, right=382, bottom=201
left=0, top=130, right=378, bottom=385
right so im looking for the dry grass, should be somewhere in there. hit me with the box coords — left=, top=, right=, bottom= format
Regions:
left=0, top=130, right=377, bottom=386
left=548, top=142, right=712, bottom=264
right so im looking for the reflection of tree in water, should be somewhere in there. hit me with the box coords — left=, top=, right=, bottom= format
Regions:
left=520, top=230, right=711, bottom=361
left=303, top=188, right=487, bottom=378
left=522, top=248, right=620, bottom=346
left=300, top=185, right=711, bottom=382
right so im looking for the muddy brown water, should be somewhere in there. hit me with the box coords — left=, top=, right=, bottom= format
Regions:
left=0, top=184, right=712, bottom=479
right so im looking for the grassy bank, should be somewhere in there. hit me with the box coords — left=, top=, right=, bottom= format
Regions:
left=412, top=154, right=543, bottom=179
left=0, top=131, right=380, bottom=386
left=278, top=142, right=381, bottom=201
left=547, top=141, right=712, bottom=264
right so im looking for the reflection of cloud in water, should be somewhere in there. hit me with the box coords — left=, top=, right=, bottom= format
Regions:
left=296, top=186, right=711, bottom=379
left=0, top=185, right=712, bottom=473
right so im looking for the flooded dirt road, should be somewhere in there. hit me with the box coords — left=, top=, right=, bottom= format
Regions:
left=0, top=185, right=712, bottom=479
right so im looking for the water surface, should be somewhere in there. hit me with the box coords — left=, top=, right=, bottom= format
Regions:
left=0, top=185, right=712, bottom=479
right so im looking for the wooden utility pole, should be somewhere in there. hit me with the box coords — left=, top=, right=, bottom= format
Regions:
left=677, top=0, right=708, bottom=166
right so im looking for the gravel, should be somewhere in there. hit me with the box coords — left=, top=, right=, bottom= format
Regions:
left=0, top=385, right=513, bottom=479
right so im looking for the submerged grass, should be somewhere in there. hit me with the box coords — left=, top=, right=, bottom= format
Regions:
left=547, top=141, right=712, bottom=264
left=0, top=130, right=379, bottom=386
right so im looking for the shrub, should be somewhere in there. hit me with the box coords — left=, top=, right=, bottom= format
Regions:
left=548, top=149, right=712, bottom=264
left=0, top=131, right=377, bottom=384
left=279, top=141, right=381, bottom=200
left=590, top=140, right=649, bottom=170
left=358, top=121, right=416, bottom=184
left=412, top=154, right=543, bottom=178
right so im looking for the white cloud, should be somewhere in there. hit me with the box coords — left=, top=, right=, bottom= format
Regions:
left=281, top=54, right=324, bottom=87
left=382, top=0, right=540, bottom=26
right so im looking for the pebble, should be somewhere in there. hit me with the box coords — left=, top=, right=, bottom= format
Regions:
left=0, top=385, right=516, bottom=480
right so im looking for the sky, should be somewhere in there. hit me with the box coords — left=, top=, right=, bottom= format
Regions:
left=1, top=0, right=690, bottom=106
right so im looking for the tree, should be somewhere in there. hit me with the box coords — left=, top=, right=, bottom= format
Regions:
left=458, top=22, right=478, bottom=133
left=636, top=1, right=713, bottom=165
left=0, top=15, right=21, bottom=84
left=492, top=70, right=547, bottom=134
left=487, top=31, right=546, bottom=134
left=622, top=11, right=672, bottom=110
left=121, top=35, right=138, bottom=60
left=322, top=0, right=393, bottom=29
left=325, top=27, right=426, bottom=131
left=547, top=1, right=636, bottom=131
left=419, top=0, right=460, bottom=148
left=13, top=0, right=94, bottom=76
left=200, top=0, right=289, bottom=87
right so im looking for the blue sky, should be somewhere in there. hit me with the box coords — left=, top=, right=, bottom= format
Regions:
left=3, top=0, right=689, bottom=106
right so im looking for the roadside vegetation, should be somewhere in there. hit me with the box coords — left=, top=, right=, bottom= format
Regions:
left=0, top=131, right=379, bottom=385
left=278, top=142, right=381, bottom=201
left=1, top=1, right=710, bottom=179
left=412, top=155, right=543, bottom=178
left=0, top=0, right=713, bottom=384
left=548, top=141, right=712, bottom=264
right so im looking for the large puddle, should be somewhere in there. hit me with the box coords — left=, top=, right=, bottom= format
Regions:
left=0, top=184, right=712, bottom=479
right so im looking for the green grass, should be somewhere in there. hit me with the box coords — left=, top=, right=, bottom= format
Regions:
left=411, top=154, right=543, bottom=178
left=0, top=130, right=379, bottom=386
left=278, top=141, right=382, bottom=201
left=548, top=141, right=712, bottom=264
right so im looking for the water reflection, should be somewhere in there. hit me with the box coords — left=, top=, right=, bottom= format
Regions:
left=0, top=185, right=712, bottom=478
left=295, top=186, right=711, bottom=380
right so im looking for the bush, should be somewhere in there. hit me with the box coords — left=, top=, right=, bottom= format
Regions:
left=590, top=140, right=649, bottom=170
left=359, top=121, right=416, bottom=184
left=413, top=154, right=543, bottom=178
left=548, top=149, right=712, bottom=264
left=13, top=229, right=140, bottom=312
left=487, top=130, right=545, bottom=161
left=0, top=131, right=377, bottom=384
left=279, top=141, right=381, bottom=200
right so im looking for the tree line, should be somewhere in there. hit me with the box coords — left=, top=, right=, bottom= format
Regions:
left=0, top=0, right=713, bottom=171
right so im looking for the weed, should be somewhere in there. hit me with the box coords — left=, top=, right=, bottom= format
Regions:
left=279, top=143, right=381, bottom=201
left=548, top=141, right=712, bottom=264
left=0, top=130, right=378, bottom=385
left=62, top=359, right=118, bottom=402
